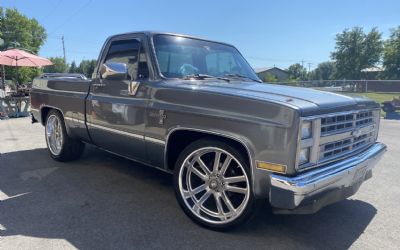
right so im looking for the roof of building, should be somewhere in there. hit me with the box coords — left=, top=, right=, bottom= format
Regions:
left=254, top=67, right=288, bottom=74
left=361, top=67, right=384, bottom=72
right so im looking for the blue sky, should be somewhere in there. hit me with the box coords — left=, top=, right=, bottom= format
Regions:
left=2, top=0, right=400, bottom=69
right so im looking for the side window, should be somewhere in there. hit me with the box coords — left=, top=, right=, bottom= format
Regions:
left=137, top=44, right=149, bottom=80
left=104, top=39, right=140, bottom=81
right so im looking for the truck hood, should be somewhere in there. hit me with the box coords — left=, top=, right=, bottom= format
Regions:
left=171, top=80, right=379, bottom=116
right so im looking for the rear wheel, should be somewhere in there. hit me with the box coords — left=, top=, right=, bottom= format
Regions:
left=174, top=139, right=255, bottom=230
left=45, top=110, right=85, bottom=161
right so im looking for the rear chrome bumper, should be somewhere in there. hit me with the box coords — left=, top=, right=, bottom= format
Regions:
left=269, top=142, right=387, bottom=213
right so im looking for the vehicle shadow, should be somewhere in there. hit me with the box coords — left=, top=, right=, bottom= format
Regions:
left=235, top=200, right=376, bottom=249
left=0, top=146, right=376, bottom=249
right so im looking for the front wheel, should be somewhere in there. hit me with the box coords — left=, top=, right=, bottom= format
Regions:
left=45, top=110, right=85, bottom=161
left=174, top=139, right=255, bottom=230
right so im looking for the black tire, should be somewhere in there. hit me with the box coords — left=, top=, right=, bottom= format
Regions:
left=173, top=138, right=256, bottom=230
left=45, top=109, right=85, bottom=162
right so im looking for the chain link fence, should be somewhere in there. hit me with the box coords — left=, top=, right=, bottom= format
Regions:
left=270, top=80, right=400, bottom=93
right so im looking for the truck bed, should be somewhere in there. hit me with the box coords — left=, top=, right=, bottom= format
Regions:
left=30, top=76, right=92, bottom=142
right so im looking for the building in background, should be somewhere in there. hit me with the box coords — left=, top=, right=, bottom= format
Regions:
left=361, top=67, right=384, bottom=80
left=254, top=67, right=289, bottom=82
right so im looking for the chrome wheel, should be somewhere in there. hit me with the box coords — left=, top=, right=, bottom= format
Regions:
left=46, top=114, right=63, bottom=156
left=178, top=147, right=250, bottom=225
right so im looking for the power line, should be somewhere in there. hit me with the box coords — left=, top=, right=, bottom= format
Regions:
left=246, top=55, right=319, bottom=64
left=46, top=0, right=64, bottom=20
left=48, top=0, right=93, bottom=35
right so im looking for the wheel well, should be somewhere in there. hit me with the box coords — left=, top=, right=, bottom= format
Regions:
left=40, top=107, right=63, bottom=125
left=40, top=107, right=52, bottom=125
left=166, top=130, right=251, bottom=171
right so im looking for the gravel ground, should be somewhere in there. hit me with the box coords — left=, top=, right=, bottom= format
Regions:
left=0, top=117, right=399, bottom=250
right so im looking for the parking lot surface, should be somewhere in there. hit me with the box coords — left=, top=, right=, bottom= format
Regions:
left=0, top=118, right=399, bottom=250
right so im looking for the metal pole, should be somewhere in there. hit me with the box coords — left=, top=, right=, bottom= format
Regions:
left=15, top=58, right=19, bottom=90
left=0, top=65, right=4, bottom=90
left=62, top=35, right=66, bottom=71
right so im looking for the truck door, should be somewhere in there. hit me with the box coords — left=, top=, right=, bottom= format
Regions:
left=87, top=35, right=149, bottom=161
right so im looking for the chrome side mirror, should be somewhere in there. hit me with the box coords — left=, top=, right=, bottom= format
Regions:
left=100, top=62, right=128, bottom=80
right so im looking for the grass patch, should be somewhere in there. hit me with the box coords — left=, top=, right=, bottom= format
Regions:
left=337, top=92, right=400, bottom=116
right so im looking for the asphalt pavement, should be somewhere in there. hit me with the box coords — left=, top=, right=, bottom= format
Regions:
left=0, top=117, right=399, bottom=250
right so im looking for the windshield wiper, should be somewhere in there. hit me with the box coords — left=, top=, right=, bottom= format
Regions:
left=223, top=74, right=262, bottom=83
left=183, top=74, right=230, bottom=82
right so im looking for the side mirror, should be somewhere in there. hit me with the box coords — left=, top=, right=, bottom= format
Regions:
left=100, top=62, right=128, bottom=80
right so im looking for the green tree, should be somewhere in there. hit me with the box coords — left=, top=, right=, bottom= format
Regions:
left=5, top=67, right=42, bottom=86
left=263, top=73, right=278, bottom=82
left=331, top=27, right=383, bottom=79
left=312, top=61, right=336, bottom=80
left=43, top=57, right=68, bottom=73
left=69, top=61, right=78, bottom=73
left=383, top=26, right=400, bottom=79
left=77, top=59, right=97, bottom=78
left=0, top=7, right=47, bottom=83
left=287, top=63, right=307, bottom=80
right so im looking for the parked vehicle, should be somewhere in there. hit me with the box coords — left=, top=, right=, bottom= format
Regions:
left=382, top=96, right=400, bottom=113
left=30, top=31, right=386, bottom=229
left=40, top=73, right=88, bottom=80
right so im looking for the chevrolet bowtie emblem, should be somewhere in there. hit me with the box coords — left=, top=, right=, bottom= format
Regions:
left=351, top=129, right=361, bottom=137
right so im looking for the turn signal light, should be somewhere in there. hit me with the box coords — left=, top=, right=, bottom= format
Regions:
left=256, top=161, right=286, bottom=173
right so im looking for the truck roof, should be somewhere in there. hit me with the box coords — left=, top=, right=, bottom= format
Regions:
left=106, top=31, right=235, bottom=47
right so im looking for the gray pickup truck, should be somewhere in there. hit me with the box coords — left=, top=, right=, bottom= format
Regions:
left=31, top=31, right=387, bottom=229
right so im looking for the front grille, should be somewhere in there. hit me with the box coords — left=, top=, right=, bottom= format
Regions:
left=321, top=110, right=374, bottom=135
left=356, top=111, right=374, bottom=126
left=297, top=109, right=379, bottom=171
left=318, top=109, right=378, bottom=164
left=320, top=132, right=374, bottom=160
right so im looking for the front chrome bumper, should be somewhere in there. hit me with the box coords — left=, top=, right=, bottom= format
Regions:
left=269, top=142, right=387, bottom=213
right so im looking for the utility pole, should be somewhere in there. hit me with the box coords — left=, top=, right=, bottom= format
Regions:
left=300, top=60, right=305, bottom=80
left=307, top=62, right=313, bottom=81
left=61, top=35, right=66, bottom=71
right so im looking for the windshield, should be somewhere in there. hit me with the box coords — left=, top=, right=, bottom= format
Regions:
left=153, top=34, right=260, bottom=81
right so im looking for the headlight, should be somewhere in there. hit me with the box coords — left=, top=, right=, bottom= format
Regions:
left=299, top=148, right=310, bottom=165
left=301, top=121, right=312, bottom=139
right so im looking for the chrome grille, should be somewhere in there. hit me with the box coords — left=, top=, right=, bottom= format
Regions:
left=321, top=110, right=374, bottom=136
left=320, top=132, right=374, bottom=160
left=356, top=111, right=374, bottom=126
left=297, top=109, right=379, bottom=171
